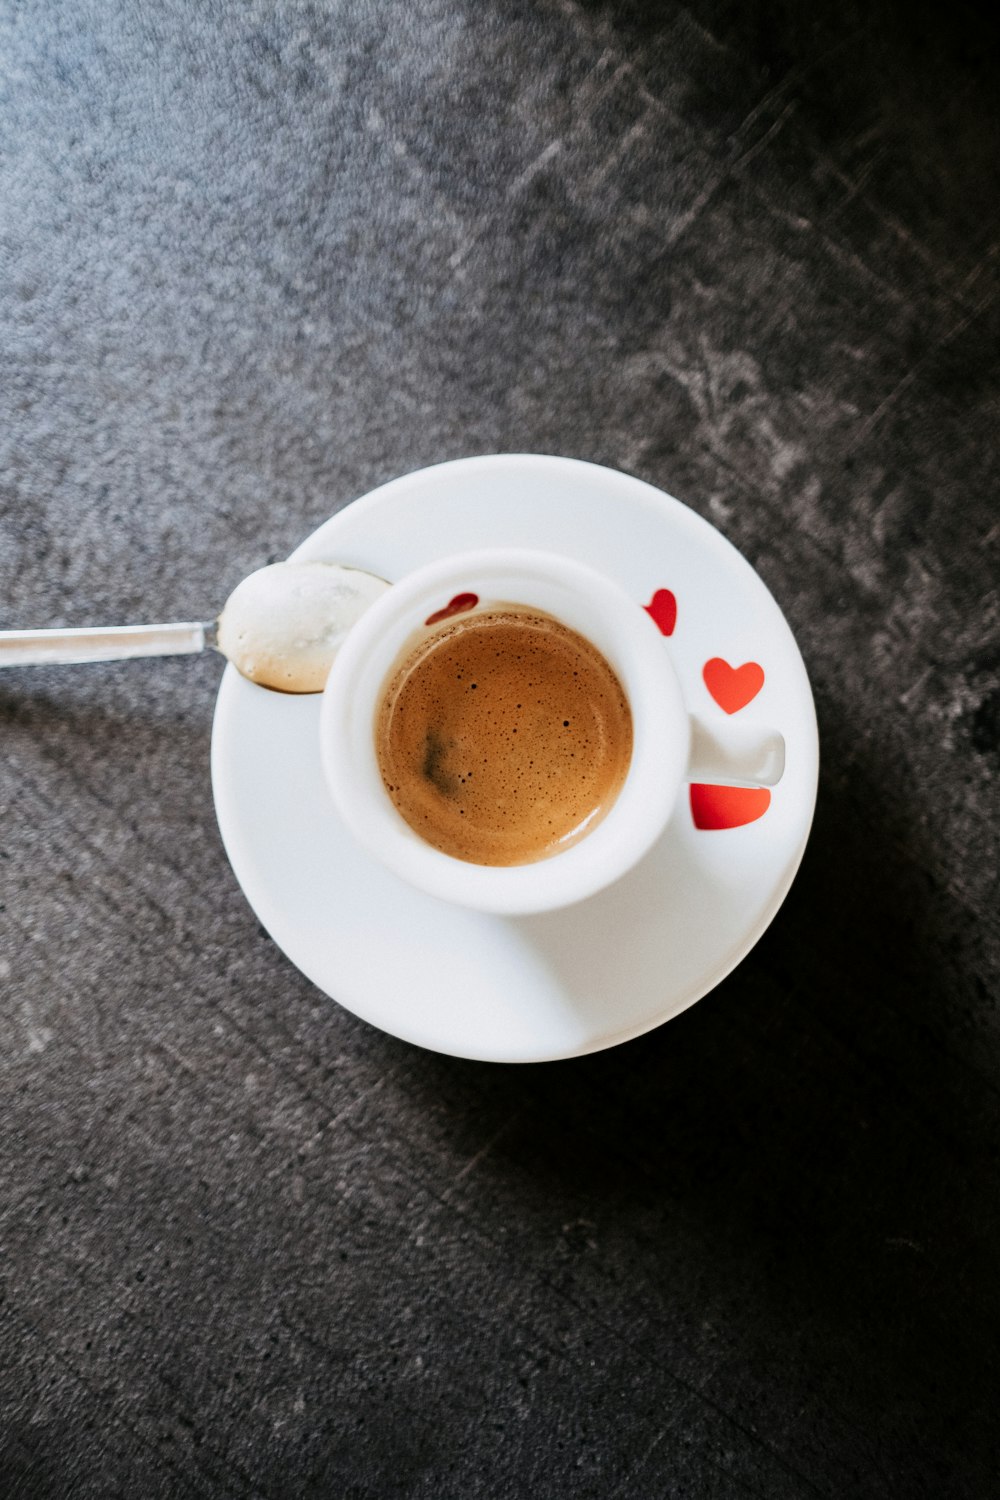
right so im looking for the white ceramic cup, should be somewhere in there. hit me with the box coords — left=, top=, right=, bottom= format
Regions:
left=320, top=549, right=783, bottom=914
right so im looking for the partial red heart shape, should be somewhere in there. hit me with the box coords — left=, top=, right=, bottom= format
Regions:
left=703, top=657, right=764, bottom=714
left=690, top=784, right=770, bottom=830
left=643, top=588, right=677, bottom=636
left=425, top=592, right=479, bottom=626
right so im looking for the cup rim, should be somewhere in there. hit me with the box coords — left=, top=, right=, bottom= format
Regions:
left=319, top=548, right=689, bottom=913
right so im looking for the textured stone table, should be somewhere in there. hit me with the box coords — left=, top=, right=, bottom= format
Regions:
left=2, top=2, right=998, bottom=1495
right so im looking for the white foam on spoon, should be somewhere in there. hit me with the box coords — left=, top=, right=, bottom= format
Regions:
left=217, top=561, right=389, bottom=693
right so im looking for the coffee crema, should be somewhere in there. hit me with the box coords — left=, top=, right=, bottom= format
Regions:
left=375, top=607, right=633, bottom=866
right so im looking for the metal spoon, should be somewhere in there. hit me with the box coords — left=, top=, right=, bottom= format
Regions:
left=0, top=561, right=390, bottom=694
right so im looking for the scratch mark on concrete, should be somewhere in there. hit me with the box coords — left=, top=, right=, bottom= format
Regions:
left=729, top=71, right=801, bottom=146
left=956, top=237, right=1000, bottom=300
left=849, top=285, right=996, bottom=449
left=732, top=99, right=798, bottom=173
left=584, top=118, right=646, bottom=194
left=663, top=176, right=725, bottom=249
left=442, top=1113, right=523, bottom=1197
left=505, top=137, right=563, bottom=200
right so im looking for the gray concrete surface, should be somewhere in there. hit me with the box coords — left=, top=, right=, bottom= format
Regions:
left=2, top=1, right=998, bottom=1495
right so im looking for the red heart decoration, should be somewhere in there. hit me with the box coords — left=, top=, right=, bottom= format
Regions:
left=425, top=592, right=479, bottom=626
left=703, top=657, right=764, bottom=714
left=690, top=784, right=771, bottom=830
left=643, top=588, right=677, bottom=636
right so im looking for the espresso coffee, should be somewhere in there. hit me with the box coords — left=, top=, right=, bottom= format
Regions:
left=375, top=608, right=633, bottom=866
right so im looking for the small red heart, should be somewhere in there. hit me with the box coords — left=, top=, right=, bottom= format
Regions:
left=643, top=589, right=677, bottom=636
left=703, top=657, right=764, bottom=714
left=690, top=784, right=771, bottom=830
left=426, top=592, right=479, bottom=626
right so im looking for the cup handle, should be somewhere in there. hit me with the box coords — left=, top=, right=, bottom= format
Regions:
left=688, top=715, right=785, bottom=788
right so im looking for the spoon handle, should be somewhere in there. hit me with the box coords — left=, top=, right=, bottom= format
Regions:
left=0, top=621, right=215, bottom=668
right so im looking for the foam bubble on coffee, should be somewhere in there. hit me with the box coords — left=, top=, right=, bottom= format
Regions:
left=217, top=561, right=389, bottom=693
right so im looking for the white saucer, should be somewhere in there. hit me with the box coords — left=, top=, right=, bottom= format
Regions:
left=211, top=455, right=818, bottom=1062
